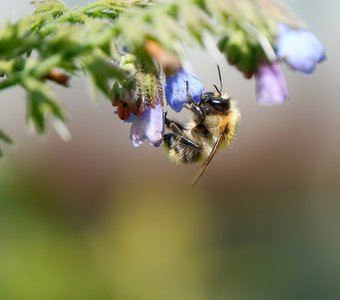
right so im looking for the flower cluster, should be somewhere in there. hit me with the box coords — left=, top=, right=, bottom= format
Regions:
left=112, top=65, right=204, bottom=147
left=113, top=24, right=325, bottom=148
left=255, top=24, right=325, bottom=105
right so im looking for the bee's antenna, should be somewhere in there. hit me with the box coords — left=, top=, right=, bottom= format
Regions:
left=213, top=84, right=221, bottom=95
left=213, top=65, right=223, bottom=95
left=217, top=65, right=223, bottom=92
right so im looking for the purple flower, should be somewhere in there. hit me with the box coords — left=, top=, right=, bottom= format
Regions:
left=276, top=24, right=326, bottom=74
left=165, top=67, right=204, bottom=112
left=129, top=102, right=164, bottom=147
left=256, top=62, right=288, bottom=105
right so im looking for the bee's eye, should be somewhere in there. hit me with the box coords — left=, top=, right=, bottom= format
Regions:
left=206, top=97, right=230, bottom=111
left=200, top=92, right=214, bottom=102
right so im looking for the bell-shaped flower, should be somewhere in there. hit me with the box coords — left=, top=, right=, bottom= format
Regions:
left=255, top=62, right=288, bottom=105
left=276, top=24, right=326, bottom=74
left=129, top=102, right=164, bottom=147
left=165, top=67, right=204, bottom=112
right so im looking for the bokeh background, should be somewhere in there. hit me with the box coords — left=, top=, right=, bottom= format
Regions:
left=1, top=1, right=340, bottom=299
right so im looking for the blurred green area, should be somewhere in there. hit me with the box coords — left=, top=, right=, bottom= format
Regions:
left=1, top=159, right=340, bottom=300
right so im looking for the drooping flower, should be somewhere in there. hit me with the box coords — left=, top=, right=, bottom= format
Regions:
left=165, top=67, right=204, bottom=112
left=255, top=62, right=288, bottom=105
left=129, top=102, right=164, bottom=147
left=276, top=24, right=326, bottom=74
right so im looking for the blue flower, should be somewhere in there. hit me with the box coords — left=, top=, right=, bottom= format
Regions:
left=276, top=24, right=326, bottom=74
left=256, top=62, right=288, bottom=105
left=129, top=102, right=164, bottom=147
left=165, top=67, right=204, bottom=112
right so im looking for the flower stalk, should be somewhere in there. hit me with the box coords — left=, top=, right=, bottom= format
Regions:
left=0, top=0, right=326, bottom=153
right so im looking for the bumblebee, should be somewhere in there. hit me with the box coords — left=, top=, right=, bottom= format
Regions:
left=163, top=82, right=240, bottom=186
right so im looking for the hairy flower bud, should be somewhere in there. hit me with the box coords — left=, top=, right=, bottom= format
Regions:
left=218, top=28, right=260, bottom=78
left=111, top=54, right=163, bottom=120
left=144, top=40, right=181, bottom=76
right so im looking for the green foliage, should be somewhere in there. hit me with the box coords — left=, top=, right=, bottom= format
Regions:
left=0, top=0, right=304, bottom=154
left=0, top=129, right=13, bottom=157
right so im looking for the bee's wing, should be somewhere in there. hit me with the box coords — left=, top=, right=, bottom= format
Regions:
left=191, top=133, right=224, bottom=187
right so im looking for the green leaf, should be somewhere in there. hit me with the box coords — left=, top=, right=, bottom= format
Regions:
left=0, top=129, right=13, bottom=157
left=0, top=18, right=38, bottom=58
left=83, top=50, right=125, bottom=97
left=32, top=0, right=66, bottom=17
left=21, top=77, right=65, bottom=133
left=0, top=129, right=13, bottom=145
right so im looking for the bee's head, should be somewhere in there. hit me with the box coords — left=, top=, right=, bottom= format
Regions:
left=200, top=91, right=230, bottom=113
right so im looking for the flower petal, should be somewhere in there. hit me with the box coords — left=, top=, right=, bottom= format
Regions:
left=256, top=62, right=288, bottom=105
left=145, top=102, right=165, bottom=147
left=129, top=102, right=164, bottom=147
left=165, top=67, right=204, bottom=112
left=276, top=24, right=326, bottom=74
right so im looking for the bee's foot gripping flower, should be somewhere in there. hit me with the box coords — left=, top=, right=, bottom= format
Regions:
left=165, top=67, right=204, bottom=112
left=129, top=102, right=165, bottom=148
left=256, top=62, right=288, bottom=105
left=276, top=24, right=326, bottom=74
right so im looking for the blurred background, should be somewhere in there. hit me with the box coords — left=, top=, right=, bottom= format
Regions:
left=0, top=1, right=339, bottom=299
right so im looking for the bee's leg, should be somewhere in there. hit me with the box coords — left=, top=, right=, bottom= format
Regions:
left=164, top=112, right=186, bottom=135
left=178, top=135, right=200, bottom=149
left=185, top=102, right=205, bottom=121
left=164, top=133, right=201, bottom=163
left=164, top=133, right=200, bottom=150
left=184, top=81, right=205, bottom=121
left=164, top=112, right=200, bottom=149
